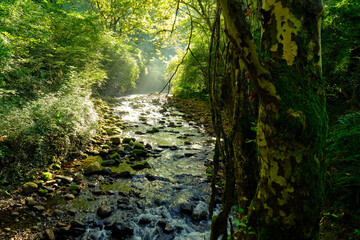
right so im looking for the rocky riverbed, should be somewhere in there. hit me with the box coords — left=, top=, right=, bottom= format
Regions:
left=0, top=94, right=220, bottom=240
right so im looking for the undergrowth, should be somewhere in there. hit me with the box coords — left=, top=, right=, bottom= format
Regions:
left=0, top=90, right=98, bottom=189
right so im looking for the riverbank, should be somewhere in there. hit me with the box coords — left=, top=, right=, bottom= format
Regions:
left=0, top=94, right=216, bottom=240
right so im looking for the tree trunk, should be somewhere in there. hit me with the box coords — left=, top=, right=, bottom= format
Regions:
left=217, top=0, right=328, bottom=239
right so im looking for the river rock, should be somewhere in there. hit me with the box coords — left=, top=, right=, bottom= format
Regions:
left=54, top=209, right=65, bottom=216
left=101, top=167, right=112, bottom=175
left=123, top=137, right=136, bottom=144
left=180, top=203, right=193, bottom=215
left=10, top=211, right=19, bottom=216
left=97, top=206, right=113, bottom=218
left=26, top=197, right=38, bottom=206
left=43, top=186, right=55, bottom=193
left=84, top=162, right=101, bottom=175
left=110, top=136, right=121, bottom=145
left=134, top=142, right=145, bottom=150
left=71, top=220, right=86, bottom=228
left=22, top=182, right=38, bottom=195
left=64, top=193, right=75, bottom=200
left=44, top=229, right=55, bottom=240
left=55, top=175, right=73, bottom=184
left=108, top=171, right=131, bottom=179
left=101, top=160, right=117, bottom=166
left=33, top=205, right=45, bottom=211
left=111, top=222, right=134, bottom=239
left=133, top=149, right=147, bottom=157
left=109, top=152, right=121, bottom=159
left=131, top=161, right=150, bottom=170
left=41, top=172, right=53, bottom=181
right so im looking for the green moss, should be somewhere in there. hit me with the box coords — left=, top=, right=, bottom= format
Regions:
left=123, top=137, right=136, bottom=144
left=133, top=142, right=145, bottom=150
left=133, top=149, right=147, bottom=157
left=40, top=172, right=52, bottom=181
left=38, top=189, right=48, bottom=196
left=110, top=152, right=121, bottom=159
left=68, top=185, right=80, bottom=191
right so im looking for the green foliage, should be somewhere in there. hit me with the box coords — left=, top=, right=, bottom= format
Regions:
left=323, top=0, right=360, bottom=104
left=326, top=111, right=360, bottom=213
left=0, top=91, right=98, bottom=187
left=0, top=0, right=107, bottom=100
left=96, top=39, right=141, bottom=96
left=167, top=33, right=209, bottom=97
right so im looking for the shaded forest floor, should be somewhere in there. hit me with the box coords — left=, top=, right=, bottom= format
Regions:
left=168, top=95, right=360, bottom=240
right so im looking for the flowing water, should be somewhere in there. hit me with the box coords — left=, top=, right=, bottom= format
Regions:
left=59, top=94, right=216, bottom=240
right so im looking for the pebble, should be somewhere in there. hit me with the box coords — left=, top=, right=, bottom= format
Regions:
left=64, top=193, right=75, bottom=200
left=33, top=205, right=45, bottom=211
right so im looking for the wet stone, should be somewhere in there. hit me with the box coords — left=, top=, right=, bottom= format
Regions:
left=54, top=209, right=65, bottom=216
left=55, top=175, right=73, bottom=184
left=64, top=193, right=75, bottom=200
left=10, top=211, right=20, bottom=216
left=111, top=222, right=134, bottom=238
left=97, top=206, right=113, bottom=219
left=44, top=229, right=55, bottom=240
left=101, top=160, right=118, bottom=166
left=33, top=205, right=45, bottom=211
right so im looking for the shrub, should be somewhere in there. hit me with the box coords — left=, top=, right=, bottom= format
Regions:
left=326, top=111, right=360, bottom=213
left=0, top=90, right=98, bottom=187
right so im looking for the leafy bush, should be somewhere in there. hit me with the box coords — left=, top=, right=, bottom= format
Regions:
left=326, top=111, right=360, bottom=213
left=167, top=32, right=209, bottom=97
left=96, top=39, right=141, bottom=96
left=323, top=0, right=360, bottom=104
left=0, top=90, right=98, bottom=186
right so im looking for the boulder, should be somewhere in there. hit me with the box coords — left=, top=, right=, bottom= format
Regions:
left=133, top=149, right=147, bottom=157
left=133, top=142, right=145, bottom=150
left=22, top=182, right=38, bottom=195
left=97, top=206, right=113, bottom=219
left=41, top=172, right=52, bottom=181
left=54, top=175, right=73, bottom=184
left=101, top=160, right=117, bottom=166
left=110, top=136, right=121, bottom=145
left=123, top=137, right=136, bottom=144
left=111, top=222, right=134, bottom=239
left=131, top=161, right=150, bottom=170
left=84, top=162, right=101, bottom=175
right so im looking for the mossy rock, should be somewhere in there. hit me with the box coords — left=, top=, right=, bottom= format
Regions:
left=106, top=129, right=115, bottom=135
left=38, top=189, right=48, bottom=196
left=147, top=127, right=160, bottom=133
left=123, top=145, right=133, bottom=152
left=51, top=164, right=61, bottom=170
left=41, top=172, right=53, bottom=181
left=115, top=122, right=123, bottom=127
left=110, top=152, right=121, bottom=159
left=133, top=142, right=145, bottom=150
left=133, top=149, right=147, bottom=157
left=22, top=182, right=38, bottom=195
left=123, top=137, right=136, bottom=144
left=84, top=162, right=102, bottom=175
left=68, top=185, right=80, bottom=191
left=110, top=136, right=121, bottom=145
left=131, top=161, right=151, bottom=170
left=101, top=145, right=111, bottom=150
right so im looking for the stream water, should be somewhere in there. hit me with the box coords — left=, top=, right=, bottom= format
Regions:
left=57, top=94, right=216, bottom=240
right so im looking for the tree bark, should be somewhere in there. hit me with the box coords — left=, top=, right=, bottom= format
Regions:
left=216, top=0, right=328, bottom=239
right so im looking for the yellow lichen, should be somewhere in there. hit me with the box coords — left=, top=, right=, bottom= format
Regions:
left=270, top=161, right=287, bottom=186
left=263, top=0, right=303, bottom=66
left=258, top=78, right=281, bottom=101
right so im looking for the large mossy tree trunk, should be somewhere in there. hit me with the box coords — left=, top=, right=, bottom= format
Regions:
left=215, top=0, right=328, bottom=239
